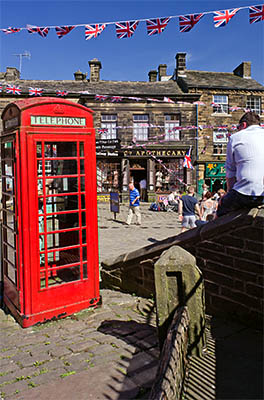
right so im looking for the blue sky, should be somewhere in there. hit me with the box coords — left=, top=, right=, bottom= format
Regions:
left=0, top=1, right=263, bottom=84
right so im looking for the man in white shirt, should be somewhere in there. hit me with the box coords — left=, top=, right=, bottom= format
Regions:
left=139, top=178, right=147, bottom=202
left=217, top=112, right=264, bottom=217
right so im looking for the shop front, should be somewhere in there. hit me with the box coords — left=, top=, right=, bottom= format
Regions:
left=204, top=162, right=227, bottom=193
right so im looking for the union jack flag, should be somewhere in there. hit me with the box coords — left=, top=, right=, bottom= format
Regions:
left=0, top=84, right=2, bottom=92
left=213, top=9, right=240, bottom=28
left=183, top=148, right=194, bottom=169
left=85, top=24, right=106, bottom=40
left=146, top=18, right=170, bottom=36
left=95, top=94, right=108, bottom=101
left=55, top=26, right=75, bottom=38
left=1, top=27, right=21, bottom=34
left=56, top=90, right=68, bottom=97
left=27, top=25, right=49, bottom=37
left=6, top=85, right=21, bottom=95
left=111, top=96, right=123, bottom=102
left=29, top=87, right=43, bottom=96
left=163, top=97, right=175, bottom=103
left=249, top=5, right=264, bottom=23
left=115, top=21, right=138, bottom=39
left=179, top=14, right=204, bottom=32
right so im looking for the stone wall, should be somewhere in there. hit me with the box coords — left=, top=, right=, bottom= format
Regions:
left=149, top=306, right=190, bottom=400
left=101, top=206, right=264, bottom=328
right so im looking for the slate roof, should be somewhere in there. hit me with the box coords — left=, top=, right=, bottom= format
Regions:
left=178, top=70, right=264, bottom=91
left=0, top=78, right=185, bottom=97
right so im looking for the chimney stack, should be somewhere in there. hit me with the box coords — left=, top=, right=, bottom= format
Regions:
left=5, top=67, right=20, bottom=81
left=158, top=64, right=167, bottom=81
left=176, top=53, right=186, bottom=77
left=148, top=70, right=158, bottom=82
left=74, top=70, right=87, bottom=81
left=88, top=58, right=102, bottom=82
left=233, top=62, right=251, bottom=79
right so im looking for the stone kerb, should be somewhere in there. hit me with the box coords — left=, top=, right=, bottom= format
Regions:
left=154, top=246, right=206, bottom=357
left=149, top=306, right=190, bottom=400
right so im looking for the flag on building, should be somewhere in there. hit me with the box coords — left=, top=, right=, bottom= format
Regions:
left=29, top=87, right=43, bottom=96
left=163, top=96, right=175, bottom=103
left=115, top=21, right=138, bottom=39
left=213, top=9, right=240, bottom=27
left=249, top=5, right=264, bottom=23
left=95, top=94, right=108, bottom=101
left=55, top=26, right=75, bottom=38
left=85, top=24, right=106, bottom=39
left=56, top=90, right=68, bottom=96
left=179, top=14, right=204, bottom=32
left=146, top=17, right=170, bottom=35
left=6, top=85, right=21, bottom=95
left=183, top=147, right=194, bottom=169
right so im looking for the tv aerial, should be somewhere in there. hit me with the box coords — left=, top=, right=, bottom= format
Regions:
left=13, top=51, right=31, bottom=74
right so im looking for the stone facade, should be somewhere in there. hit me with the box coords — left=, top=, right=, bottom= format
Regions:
left=0, top=53, right=263, bottom=198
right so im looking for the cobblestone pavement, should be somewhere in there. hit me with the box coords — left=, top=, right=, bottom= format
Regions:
left=0, top=291, right=158, bottom=400
left=97, top=203, right=181, bottom=261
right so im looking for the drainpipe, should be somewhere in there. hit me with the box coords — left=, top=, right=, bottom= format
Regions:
left=195, top=104, right=199, bottom=194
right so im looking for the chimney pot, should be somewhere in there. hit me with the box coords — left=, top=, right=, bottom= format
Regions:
left=158, top=64, right=167, bottom=81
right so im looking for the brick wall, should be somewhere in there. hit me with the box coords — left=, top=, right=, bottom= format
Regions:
left=101, top=206, right=264, bottom=328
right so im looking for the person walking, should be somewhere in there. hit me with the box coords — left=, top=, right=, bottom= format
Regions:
left=200, top=191, right=217, bottom=221
left=126, top=182, right=141, bottom=225
left=217, top=111, right=264, bottom=217
left=178, top=186, right=201, bottom=232
left=139, top=178, right=147, bottom=202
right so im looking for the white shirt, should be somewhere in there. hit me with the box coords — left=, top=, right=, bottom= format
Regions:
left=139, top=179, right=147, bottom=189
left=225, top=125, right=264, bottom=196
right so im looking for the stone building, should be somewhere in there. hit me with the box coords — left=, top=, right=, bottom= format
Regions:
left=1, top=54, right=263, bottom=200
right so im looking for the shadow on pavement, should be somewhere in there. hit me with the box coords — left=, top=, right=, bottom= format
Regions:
left=97, top=302, right=159, bottom=399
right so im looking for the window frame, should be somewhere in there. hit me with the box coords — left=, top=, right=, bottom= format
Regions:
left=164, top=114, right=181, bottom=141
left=101, top=114, right=117, bottom=140
left=213, top=95, right=229, bottom=114
left=246, top=96, right=261, bottom=114
left=133, top=114, right=149, bottom=141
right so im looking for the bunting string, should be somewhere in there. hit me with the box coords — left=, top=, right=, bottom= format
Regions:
left=1, top=4, right=263, bottom=38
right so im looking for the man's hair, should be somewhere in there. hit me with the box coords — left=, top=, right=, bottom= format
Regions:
left=187, top=186, right=195, bottom=194
left=239, top=111, right=260, bottom=126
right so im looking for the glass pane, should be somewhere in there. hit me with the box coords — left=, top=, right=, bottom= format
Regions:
left=80, top=143, right=84, bottom=156
left=45, top=230, right=79, bottom=250
left=82, top=212, right=86, bottom=226
left=43, top=142, right=77, bottom=157
left=54, top=248, right=80, bottom=267
left=56, top=266, right=80, bottom=283
left=82, top=229, right=86, bottom=244
left=82, top=246, right=87, bottom=261
left=38, top=160, right=78, bottom=177
left=7, top=263, right=16, bottom=284
left=80, top=159, right=85, bottom=174
left=6, top=211, right=15, bottom=230
left=7, top=245, right=16, bottom=265
left=5, top=227, right=15, bottom=247
left=83, top=263, right=88, bottom=279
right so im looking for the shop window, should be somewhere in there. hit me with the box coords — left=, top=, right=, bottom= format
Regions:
left=133, top=114, right=149, bottom=141
left=246, top=96, right=261, bottom=114
left=213, top=129, right=228, bottom=155
left=213, top=95, right=228, bottom=114
left=155, top=159, right=184, bottom=192
left=96, top=161, right=120, bottom=192
left=101, top=114, right=117, bottom=139
left=164, top=114, right=180, bottom=141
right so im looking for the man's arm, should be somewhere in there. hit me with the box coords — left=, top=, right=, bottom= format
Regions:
left=132, top=195, right=140, bottom=205
left=195, top=203, right=201, bottom=219
left=178, top=199, right=183, bottom=220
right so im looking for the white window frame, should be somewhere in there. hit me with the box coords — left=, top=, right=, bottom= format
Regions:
left=164, top=114, right=180, bottom=141
left=213, top=95, right=229, bottom=114
left=133, top=114, right=149, bottom=141
left=246, top=96, right=261, bottom=114
left=213, top=129, right=228, bottom=155
left=101, top=114, right=117, bottom=139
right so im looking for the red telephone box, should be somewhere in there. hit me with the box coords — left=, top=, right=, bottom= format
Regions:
left=1, top=97, right=101, bottom=327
